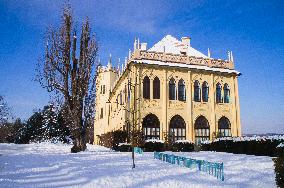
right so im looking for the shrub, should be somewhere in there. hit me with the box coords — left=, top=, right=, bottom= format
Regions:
left=143, top=139, right=165, bottom=152
left=100, top=130, right=128, bottom=150
left=172, top=140, right=194, bottom=152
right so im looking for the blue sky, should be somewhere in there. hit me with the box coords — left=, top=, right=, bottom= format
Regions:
left=0, top=0, right=283, bottom=134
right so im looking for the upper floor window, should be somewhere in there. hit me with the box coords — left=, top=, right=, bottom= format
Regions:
left=169, top=78, right=176, bottom=100
left=102, top=85, right=106, bottom=94
left=124, top=85, right=127, bottom=102
left=153, top=77, right=160, bottom=99
left=178, top=79, right=186, bottom=101
left=224, top=83, right=230, bottom=103
left=120, top=91, right=123, bottom=104
left=100, top=108, right=103, bottom=119
left=216, top=83, right=222, bottom=103
left=194, top=80, right=201, bottom=102
left=116, top=95, right=119, bottom=108
left=202, top=81, right=209, bottom=102
left=143, top=76, right=150, bottom=99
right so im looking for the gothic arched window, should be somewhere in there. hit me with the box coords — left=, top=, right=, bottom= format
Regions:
left=216, top=83, right=222, bottom=103
left=224, top=83, right=230, bottom=103
left=218, top=116, right=231, bottom=137
left=169, top=78, right=176, bottom=100
left=142, top=114, right=160, bottom=140
left=124, top=85, right=127, bottom=102
left=120, top=91, right=122, bottom=104
left=202, top=81, right=209, bottom=102
left=143, top=76, right=150, bottom=99
left=153, top=77, right=160, bottom=99
left=169, top=115, right=186, bottom=141
left=194, top=115, right=210, bottom=144
left=178, top=79, right=186, bottom=101
left=194, top=80, right=201, bottom=102
left=116, top=95, right=119, bottom=108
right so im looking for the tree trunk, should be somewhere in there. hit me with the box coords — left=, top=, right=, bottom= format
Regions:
left=71, top=115, right=87, bottom=153
left=71, top=130, right=87, bottom=153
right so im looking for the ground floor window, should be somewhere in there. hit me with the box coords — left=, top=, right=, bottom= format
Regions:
left=169, top=115, right=186, bottom=141
left=142, top=114, right=160, bottom=140
left=218, top=116, right=231, bottom=137
left=194, top=115, right=210, bottom=144
left=195, top=128, right=210, bottom=144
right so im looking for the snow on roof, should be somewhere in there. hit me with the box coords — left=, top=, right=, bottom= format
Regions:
left=148, top=35, right=207, bottom=58
left=134, top=60, right=241, bottom=75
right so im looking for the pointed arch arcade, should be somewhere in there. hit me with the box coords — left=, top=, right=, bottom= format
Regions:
left=169, top=115, right=186, bottom=141
left=194, top=115, right=210, bottom=144
left=218, top=116, right=231, bottom=137
left=142, top=114, right=160, bottom=140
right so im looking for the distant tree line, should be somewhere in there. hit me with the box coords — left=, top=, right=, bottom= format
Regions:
left=0, top=96, right=94, bottom=144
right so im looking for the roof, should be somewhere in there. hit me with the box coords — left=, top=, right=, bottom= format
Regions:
left=148, top=35, right=207, bottom=58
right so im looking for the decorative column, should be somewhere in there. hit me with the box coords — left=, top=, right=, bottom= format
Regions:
left=186, top=70, right=192, bottom=141
left=162, top=69, right=168, bottom=140
left=210, top=73, right=215, bottom=140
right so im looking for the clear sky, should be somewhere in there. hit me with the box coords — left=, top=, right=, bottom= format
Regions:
left=0, top=0, right=283, bottom=134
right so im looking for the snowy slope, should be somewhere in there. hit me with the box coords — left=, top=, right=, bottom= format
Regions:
left=0, top=143, right=276, bottom=188
left=148, top=35, right=207, bottom=58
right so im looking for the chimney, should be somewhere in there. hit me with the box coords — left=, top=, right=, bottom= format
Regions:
left=140, top=43, right=147, bottom=51
left=181, top=37, right=191, bottom=47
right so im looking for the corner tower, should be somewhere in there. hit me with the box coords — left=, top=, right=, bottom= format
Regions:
left=94, top=55, right=118, bottom=144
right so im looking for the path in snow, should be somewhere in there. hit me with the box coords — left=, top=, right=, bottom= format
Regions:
left=0, top=143, right=276, bottom=188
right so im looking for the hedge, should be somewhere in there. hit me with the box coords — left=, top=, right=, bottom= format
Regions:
left=143, top=140, right=165, bottom=152
left=201, top=136, right=284, bottom=157
left=274, top=144, right=284, bottom=187
left=172, top=141, right=194, bottom=152
left=116, top=143, right=132, bottom=152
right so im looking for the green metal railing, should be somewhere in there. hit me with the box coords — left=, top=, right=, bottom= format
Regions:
left=154, top=152, right=224, bottom=181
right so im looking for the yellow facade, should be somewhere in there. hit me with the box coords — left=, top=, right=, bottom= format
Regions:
left=94, top=35, right=241, bottom=144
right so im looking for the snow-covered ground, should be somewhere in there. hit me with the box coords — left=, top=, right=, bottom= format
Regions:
left=0, top=143, right=276, bottom=188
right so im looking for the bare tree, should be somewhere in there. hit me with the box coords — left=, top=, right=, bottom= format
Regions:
left=36, top=5, right=99, bottom=152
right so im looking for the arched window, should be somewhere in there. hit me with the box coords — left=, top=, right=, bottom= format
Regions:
left=178, top=79, right=186, bottom=101
left=143, top=76, right=150, bottom=99
left=124, top=85, right=127, bottom=102
left=202, top=82, right=209, bottom=102
left=218, top=116, right=231, bottom=137
left=216, top=83, right=222, bottom=103
left=116, top=95, right=119, bottom=108
left=120, top=91, right=122, bottom=104
left=194, top=80, right=201, bottom=102
left=153, top=77, right=160, bottom=99
left=169, top=78, right=176, bottom=100
left=169, top=115, right=186, bottom=141
left=142, top=114, right=160, bottom=140
left=224, top=83, right=230, bottom=103
left=194, top=116, right=210, bottom=144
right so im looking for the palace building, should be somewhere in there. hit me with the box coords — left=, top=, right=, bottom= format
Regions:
left=94, top=35, right=241, bottom=145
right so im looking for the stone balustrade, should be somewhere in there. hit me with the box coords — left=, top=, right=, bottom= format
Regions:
left=131, top=50, right=234, bottom=69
